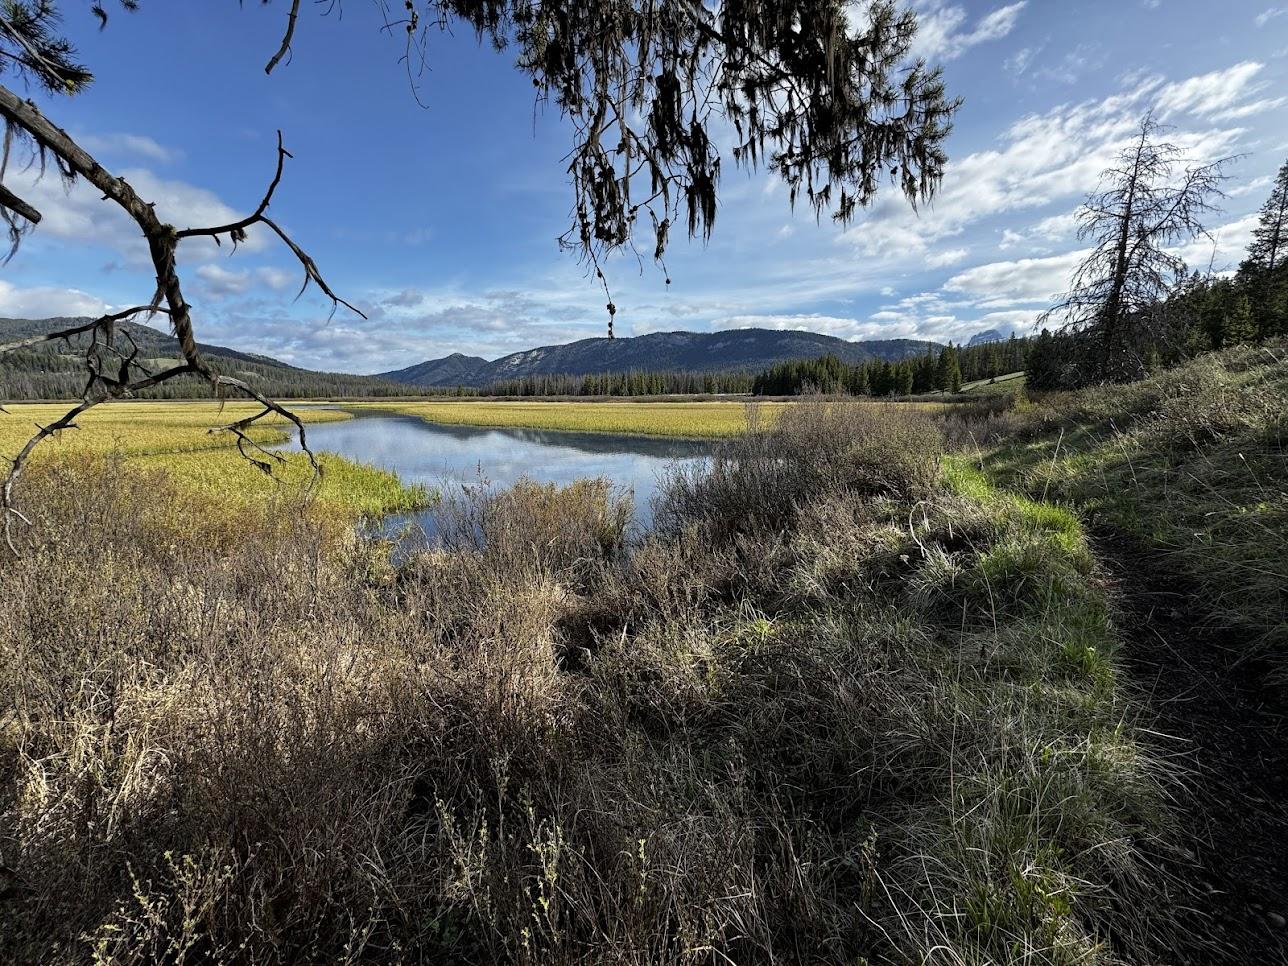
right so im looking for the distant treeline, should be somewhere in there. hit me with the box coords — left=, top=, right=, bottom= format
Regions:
left=478, top=370, right=755, bottom=397
left=753, top=337, right=1030, bottom=396
left=0, top=347, right=424, bottom=400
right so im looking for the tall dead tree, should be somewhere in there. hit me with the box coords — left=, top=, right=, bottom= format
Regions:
left=1, top=0, right=959, bottom=547
left=1042, top=114, right=1231, bottom=383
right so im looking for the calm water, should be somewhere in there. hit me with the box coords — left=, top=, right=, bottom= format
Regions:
left=281, top=412, right=711, bottom=542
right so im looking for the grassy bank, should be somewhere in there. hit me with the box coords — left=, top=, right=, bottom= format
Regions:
left=0, top=402, right=427, bottom=520
left=0, top=400, right=1191, bottom=964
left=348, top=398, right=784, bottom=437
left=350, top=398, right=949, bottom=438
left=976, top=341, right=1288, bottom=668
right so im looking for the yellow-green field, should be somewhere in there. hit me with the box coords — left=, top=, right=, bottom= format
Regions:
left=0, top=402, right=426, bottom=518
left=349, top=398, right=948, bottom=438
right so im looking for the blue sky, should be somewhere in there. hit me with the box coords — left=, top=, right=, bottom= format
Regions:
left=3, top=1, right=1287, bottom=372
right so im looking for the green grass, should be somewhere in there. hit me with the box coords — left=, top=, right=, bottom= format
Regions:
left=979, top=341, right=1288, bottom=664
left=961, top=369, right=1027, bottom=394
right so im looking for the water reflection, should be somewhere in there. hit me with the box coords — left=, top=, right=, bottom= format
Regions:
left=280, top=412, right=712, bottom=543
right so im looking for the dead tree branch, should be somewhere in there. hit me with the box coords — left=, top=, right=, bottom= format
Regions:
left=0, top=83, right=360, bottom=551
left=264, top=0, right=302, bottom=75
left=0, top=182, right=39, bottom=224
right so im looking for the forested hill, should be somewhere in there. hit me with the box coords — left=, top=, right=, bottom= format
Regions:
left=380, top=328, right=939, bottom=387
left=0, top=317, right=421, bottom=400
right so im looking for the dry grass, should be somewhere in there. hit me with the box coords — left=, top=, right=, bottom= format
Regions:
left=0, top=401, right=1196, bottom=964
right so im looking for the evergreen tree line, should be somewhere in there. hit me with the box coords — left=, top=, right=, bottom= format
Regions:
left=478, top=369, right=756, bottom=397
left=752, top=338, right=1028, bottom=397
left=1171, top=158, right=1288, bottom=350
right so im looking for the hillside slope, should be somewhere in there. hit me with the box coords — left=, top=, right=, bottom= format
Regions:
left=0, top=317, right=418, bottom=400
left=380, top=328, right=938, bottom=387
left=973, top=340, right=1288, bottom=961
left=980, top=341, right=1287, bottom=664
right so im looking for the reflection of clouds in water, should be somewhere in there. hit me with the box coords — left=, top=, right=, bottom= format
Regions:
left=277, top=414, right=711, bottom=531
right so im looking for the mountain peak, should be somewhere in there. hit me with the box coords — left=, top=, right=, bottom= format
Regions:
left=968, top=328, right=1006, bottom=346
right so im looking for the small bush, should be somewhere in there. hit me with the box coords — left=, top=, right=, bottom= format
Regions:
left=432, top=475, right=631, bottom=584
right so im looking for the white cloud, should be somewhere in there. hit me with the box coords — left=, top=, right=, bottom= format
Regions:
left=3, top=154, right=270, bottom=267
left=911, top=1, right=1028, bottom=61
left=0, top=280, right=108, bottom=319
left=76, top=132, right=178, bottom=164
left=1005, top=46, right=1038, bottom=76
left=196, top=264, right=253, bottom=296
left=1155, top=62, right=1286, bottom=121
left=943, top=250, right=1086, bottom=305
left=195, top=264, right=298, bottom=297
left=1230, top=174, right=1274, bottom=197
left=926, top=247, right=969, bottom=267
left=1171, top=213, right=1261, bottom=274
left=1255, top=7, right=1287, bottom=27
left=839, top=61, right=1262, bottom=266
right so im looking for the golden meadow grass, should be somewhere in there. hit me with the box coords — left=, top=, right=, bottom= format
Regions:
left=350, top=398, right=948, bottom=438
left=0, top=402, right=426, bottom=519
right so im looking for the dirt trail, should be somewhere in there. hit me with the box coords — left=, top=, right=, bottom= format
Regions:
left=1095, top=528, right=1288, bottom=965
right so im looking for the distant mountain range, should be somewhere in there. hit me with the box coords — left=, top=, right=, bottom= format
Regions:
left=0, top=317, right=415, bottom=400
left=3, top=317, right=999, bottom=400
left=968, top=328, right=1007, bottom=346
left=379, top=328, right=940, bottom=388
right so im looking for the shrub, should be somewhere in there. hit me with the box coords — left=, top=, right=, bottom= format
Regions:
left=657, top=399, right=943, bottom=537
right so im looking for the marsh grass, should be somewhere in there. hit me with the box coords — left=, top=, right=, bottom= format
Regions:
left=0, top=400, right=1196, bottom=963
left=0, top=401, right=427, bottom=520
left=349, top=398, right=948, bottom=439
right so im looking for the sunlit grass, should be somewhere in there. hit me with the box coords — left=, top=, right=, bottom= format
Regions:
left=350, top=398, right=949, bottom=438
left=0, top=402, right=425, bottom=518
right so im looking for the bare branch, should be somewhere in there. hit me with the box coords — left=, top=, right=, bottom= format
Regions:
left=174, top=131, right=290, bottom=244
left=0, top=182, right=40, bottom=223
left=2, top=397, right=95, bottom=554
left=0, top=306, right=167, bottom=356
left=260, top=216, right=367, bottom=319
left=0, top=82, right=360, bottom=550
left=211, top=373, right=322, bottom=478
left=264, top=0, right=302, bottom=75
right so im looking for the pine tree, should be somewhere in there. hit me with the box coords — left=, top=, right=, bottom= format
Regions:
left=1239, top=158, right=1288, bottom=339
left=1247, top=159, right=1288, bottom=277
left=1223, top=293, right=1256, bottom=346
left=935, top=346, right=962, bottom=392
left=1026, top=330, right=1063, bottom=391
